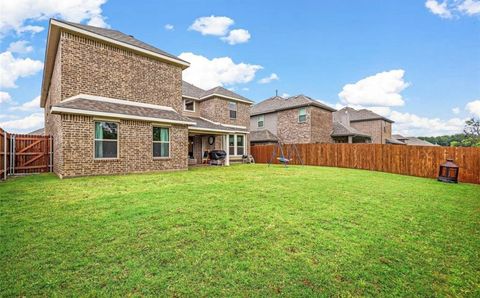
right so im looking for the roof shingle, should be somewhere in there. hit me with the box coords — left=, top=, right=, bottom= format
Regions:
left=251, top=95, right=336, bottom=116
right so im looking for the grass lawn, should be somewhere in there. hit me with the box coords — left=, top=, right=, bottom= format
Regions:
left=1, top=165, right=479, bottom=296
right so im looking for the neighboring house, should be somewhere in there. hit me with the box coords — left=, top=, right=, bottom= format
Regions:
left=332, top=107, right=395, bottom=144
left=391, top=134, right=437, bottom=146
left=250, top=95, right=336, bottom=145
left=28, top=128, right=45, bottom=135
left=41, top=19, right=252, bottom=178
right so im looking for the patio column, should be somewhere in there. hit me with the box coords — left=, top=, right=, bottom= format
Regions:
left=224, top=134, right=230, bottom=166
left=348, top=136, right=353, bottom=144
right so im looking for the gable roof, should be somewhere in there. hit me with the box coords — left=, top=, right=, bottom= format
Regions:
left=331, top=121, right=371, bottom=138
left=251, top=94, right=336, bottom=116
left=187, top=116, right=248, bottom=133
left=181, top=81, right=253, bottom=104
left=41, top=19, right=190, bottom=107
left=335, top=107, right=394, bottom=123
left=59, top=20, right=189, bottom=65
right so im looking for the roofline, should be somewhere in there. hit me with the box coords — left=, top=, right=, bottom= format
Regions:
left=50, top=106, right=196, bottom=125
left=200, top=93, right=254, bottom=104
left=188, top=127, right=249, bottom=134
left=41, top=19, right=190, bottom=107
left=197, top=116, right=247, bottom=129
left=62, top=94, right=175, bottom=111
left=331, top=133, right=371, bottom=138
left=251, top=102, right=336, bottom=116
left=52, top=19, right=190, bottom=67
left=350, top=117, right=394, bottom=123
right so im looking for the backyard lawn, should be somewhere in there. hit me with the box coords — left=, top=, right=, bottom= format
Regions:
left=1, top=165, right=479, bottom=296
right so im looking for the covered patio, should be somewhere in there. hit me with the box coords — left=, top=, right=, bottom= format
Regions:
left=187, top=117, right=249, bottom=166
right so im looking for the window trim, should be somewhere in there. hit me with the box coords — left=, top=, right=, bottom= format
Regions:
left=183, top=99, right=195, bottom=112
left=228, top=134, right=246, bottom=157
left=229, top=101, right=237, bottom=119
left=298, top=107, right=307, bottom=123
left=94, top=121, right=119, bottom=160
left=152, top=126, right=171, bottom=159
left=257, top=115, right=264, bottom=128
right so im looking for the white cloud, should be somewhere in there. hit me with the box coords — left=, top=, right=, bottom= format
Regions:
left=425, top=0, right=452, bottom=18
left=189, top=16, right=234, bottom=36
left=179, top=52, right=262, bottom=90
left=452, top=107, right=460, bottom=114
left=258, top=73, right=279, bottom=84
left=0, top=91, right=12, bottom=103
left=164, top=24, right=174, bottom=31
left=17, top=25, right=44, bottom=34
left=0, top=112, right=44, bottom=133
left=0, top=0, right=109, bottom=36
left=221, top=29, right=251, bottom=45
left=390, top=111, right=465, bottom=136
left=9, top=95, right=40, bottom=112
left=242, top=87, right=249, bottom=91
left=87, top=14, right=109, bottom=28
left=466, top=100, right=480, bottom=117
left=7, top=40, right=33, bottom=53
left=0, top=51, right=43, bottom=88
left=0, top=114, right=18, bottom=120
left=281, top=93, right=290, bottom=98
left=458, top=0, right=480, bottom=15
left=339, top=69, right=409, bottom=107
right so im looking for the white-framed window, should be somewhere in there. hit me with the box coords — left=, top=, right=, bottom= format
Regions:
left=228, top=134, right=245, bottom=156
left=257, top=115, right=264, bottom=128
left=184, top=99, right=195, bottom=112
left=153, top=127, right=170, bottom=158
left=229, top=101, right=237, bottom=119
left=298, top=107, right=307, bottom=123
left=94, top=121, right=118, bottom=159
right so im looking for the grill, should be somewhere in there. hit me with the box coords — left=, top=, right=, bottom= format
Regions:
left=208, top=150, right=226, bottom=165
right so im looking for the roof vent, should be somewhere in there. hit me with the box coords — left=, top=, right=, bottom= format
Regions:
left=128, top=34, right=134, bottom=38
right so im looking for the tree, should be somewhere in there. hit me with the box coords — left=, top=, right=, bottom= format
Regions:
left=463, top=118, right=480, bottom=147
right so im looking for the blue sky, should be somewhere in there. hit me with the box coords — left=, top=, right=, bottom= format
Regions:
left=0, top=0, right=479, bottom=135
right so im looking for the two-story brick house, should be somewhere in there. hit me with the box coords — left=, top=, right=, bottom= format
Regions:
left=250, top=95, right=335, bottom=145
left=41, top=19, right=251, bottom=178
left=332, top=107, right=395, bottom=144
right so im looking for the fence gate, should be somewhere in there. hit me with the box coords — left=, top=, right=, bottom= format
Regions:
left=1, top=128, right=52, bottom=180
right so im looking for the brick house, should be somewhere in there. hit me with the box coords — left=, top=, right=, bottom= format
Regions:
left=250, top=95, right=335, bottom=145
left=41, top=19, right=252, bottom=178
left=332, top=107, right=396, bottom=144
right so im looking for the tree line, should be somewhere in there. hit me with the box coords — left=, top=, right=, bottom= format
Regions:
left=418, top=118, right=480, bottom=147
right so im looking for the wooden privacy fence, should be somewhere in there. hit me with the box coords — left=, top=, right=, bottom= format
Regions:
left=251, top=143, right=480, bottom=184
left=0, top=128, right=52, bottom=180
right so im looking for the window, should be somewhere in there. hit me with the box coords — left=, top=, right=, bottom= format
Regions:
left=228, top=134, right=245, bottom=156
left=153, top=127, right=170, bottom=158
left=229, top=101, right=237, bottom=119
left=184, top=99, right=194, bottom=112
left=257, top=115, right=264, bottom=128
left=94, top=121, right=118, bottom=159
left=298, top=107, right=307, bottom=123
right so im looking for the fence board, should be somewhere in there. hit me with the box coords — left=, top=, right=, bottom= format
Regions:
left=251, top=143, right=480, bottom=184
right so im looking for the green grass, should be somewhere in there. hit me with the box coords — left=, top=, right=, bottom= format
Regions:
left=1, top=165, right=479, bottom=297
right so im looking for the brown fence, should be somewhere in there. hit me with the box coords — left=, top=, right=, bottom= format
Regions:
left=251, top=143, right=480, bottom=184
left=0, top=128, right=52, bottom=180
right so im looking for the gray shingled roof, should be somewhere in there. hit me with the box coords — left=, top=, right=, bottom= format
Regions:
left=51, top=97, right=194, bottom=124
left=56, top=19, right=188, bottom=65
left=28, top=128, right=45, bottom=135
left=386, top=138, right=406, bottom=145
left=181, top=81, right=253, bottom=103
left=402, top=137, right=436, bottom=146
left=335, top=107, right=394, bottom=123
left=187, top=117, right=248, bottom=132
left=250, top=130, right=279, bottom=143
left=331, top=122, right=371, bottom=138
left=251, top=95, right=336, bottom=116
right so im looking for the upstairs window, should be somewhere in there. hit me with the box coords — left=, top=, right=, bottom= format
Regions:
left=298, top=107, right=307, bottom=123
left=257, top=115, right=264, bottom=128
left=229, top=101, right=237, bottom=119
left=184, top=99, right=195, bottom=112
left=153, top=127, right=170, bottom=158
left=94, top=121, right=118, bottom=159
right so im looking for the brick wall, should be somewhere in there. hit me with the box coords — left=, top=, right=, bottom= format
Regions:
left=351, top=120, right=392, bottom=144
left=60, top=115, right=188, bottom=178
left=59, top=31, right=183, bottom=112
left=199, top=97, right=250, bottom=129
left=310, top=107, right=333, bottom=143
left=277, top=108, right=311, bottom=144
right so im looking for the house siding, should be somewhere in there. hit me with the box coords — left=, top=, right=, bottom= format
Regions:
left=199, top=97, right=250, bottom=129
left=59, top=31, right=183, bottom=112
left=350, top=120, right=392, bottom=144
left=277, top=107, right=312, bottom=144
left=59, top=115, right=188, bottom=178
left=250, top=112, right=278, bottom=135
